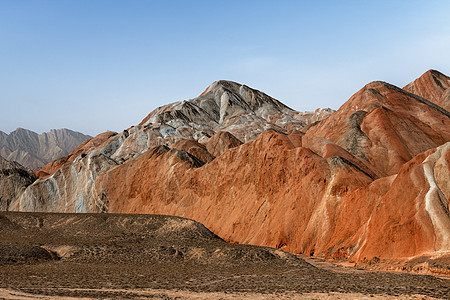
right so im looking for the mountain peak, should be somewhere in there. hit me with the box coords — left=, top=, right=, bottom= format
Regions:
left=138, top=80, right=315, bottom=142
left=199, top=79, right=284, bottom=98
left=5, top=71, right=450, bottom=272
left=427, top=69, right=447, bottom=77
left=403, top=69, right=450, bottom=110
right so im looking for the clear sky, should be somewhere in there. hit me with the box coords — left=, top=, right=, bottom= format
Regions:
left=1, top=0, right=449, bottom=136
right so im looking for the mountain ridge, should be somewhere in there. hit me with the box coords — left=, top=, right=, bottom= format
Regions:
left=404, top=69, right=450, bottom=111
left=0, top=128, right=92, bottom=170
left=3, top=71, right=450, bottom=272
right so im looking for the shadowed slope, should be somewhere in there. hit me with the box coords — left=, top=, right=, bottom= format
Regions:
left=0, top=169, right=36, bottom=211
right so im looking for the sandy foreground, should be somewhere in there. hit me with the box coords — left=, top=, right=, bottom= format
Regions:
left=0, top=287, right=443, bottom=300
left=1, top=212, right=449, bottom=299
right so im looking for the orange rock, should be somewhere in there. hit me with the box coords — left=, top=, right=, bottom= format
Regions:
left=305, top=81, right=450, bottom=175
left=203, top=131, right=242, bottom=157
left=351, top=143, right=450, bottom=261
left=93, top=131, right=374, bottom=256
left=171, top=139, right=215, bottom=163
left=9, top=72, right=450, bottom=265
left=404, top=69, right=450, bottom=110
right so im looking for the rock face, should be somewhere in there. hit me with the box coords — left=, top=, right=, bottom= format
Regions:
left=305, top=80, right=450, bottom=176
left=7, top=74, right=450, bottom=266
left=0, top=156, right=36, bottom=211
left=0, top=169, right=36, bottom=210
left=404, top=69, right=450, bottom=111
left=0, top=155, right=27, bottom=171
left=138, top=80, right=333, bottom=144
left=36, top=131, right=117, bottom=178
left=0, top=128, right=92, bottom=170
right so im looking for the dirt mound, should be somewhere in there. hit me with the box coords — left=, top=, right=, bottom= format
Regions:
left=0, top=212, right=449, bottom=299
left=0, top=215, right=22, bottom=231
left=0, top=245, right=59, bottom=265
left=0, top=212, right=300, bottom=266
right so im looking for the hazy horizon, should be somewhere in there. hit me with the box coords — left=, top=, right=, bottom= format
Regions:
left=1, top=0, right=450, bottom=136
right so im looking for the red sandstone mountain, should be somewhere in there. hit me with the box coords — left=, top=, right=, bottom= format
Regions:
left=5, top=73, right=450, bottom=270
left=36, top=131, right=116, bottom=178
left=305, top=80, right=450, bottom=176
left=404, top=69, right=450, bottom=110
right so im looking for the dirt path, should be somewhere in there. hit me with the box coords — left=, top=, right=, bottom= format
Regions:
left=0, top=288, right=443, bottom=300
left=300, top=256, right=365, bottom=273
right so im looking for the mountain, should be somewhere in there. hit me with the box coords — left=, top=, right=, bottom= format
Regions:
left=0, top=155, right=27, bottom=171
left=305, top=80, right=450, bottom=175
left=0, top=128, right=92, bottom=170
left=404, top=69, right=450, bottom=111
left=139, top=80, right=333, bottom=143
left=6, top=74, right=450, bottom=273
left=35, top=81, right=333, bottom=178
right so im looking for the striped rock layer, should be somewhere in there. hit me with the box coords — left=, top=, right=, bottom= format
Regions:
left=8, top=71, right=450, bottom=264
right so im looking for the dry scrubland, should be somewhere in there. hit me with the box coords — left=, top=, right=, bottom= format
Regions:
left=0, top=212, right=449, bottom=299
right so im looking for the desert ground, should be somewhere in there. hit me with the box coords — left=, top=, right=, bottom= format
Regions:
left=0, top=212, right=448, bottom=299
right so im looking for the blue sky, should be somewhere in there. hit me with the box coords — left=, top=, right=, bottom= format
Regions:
left=1, top=0, right=449, bottom=136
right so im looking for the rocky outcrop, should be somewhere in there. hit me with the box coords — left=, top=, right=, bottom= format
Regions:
left=349, top=142, right=450, bottom=261
left=404, top=69, right=450, bottom=110
left=203, top=131, right=242, bottom=157
left=36, top=131, right=117, bottom=178
left=8, top=73, right=450, bottom=266
left=13, top=149, right=118, bottom=212
left=0, top=155, right=27, bottom=171
left=138, top=80, right=333, bottom=143
left=305, top=81, right=450, bottom=175
left=170, top=139, right=215, bottom=164
left=0, top=128, right=92, bottom=170
left=0, top=169, right=36, bottom=210
left=0, top=155, right=36, bottom=211
left=34, top=81, right=331, bottom=178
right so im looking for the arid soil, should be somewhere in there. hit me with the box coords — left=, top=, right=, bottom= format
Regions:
left=0, top=212, right=449, bottom=299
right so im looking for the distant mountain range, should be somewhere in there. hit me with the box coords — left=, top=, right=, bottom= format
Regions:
left=0, top=128, right=92, bottom=170
left=0, top=155, right=27, bottom=171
